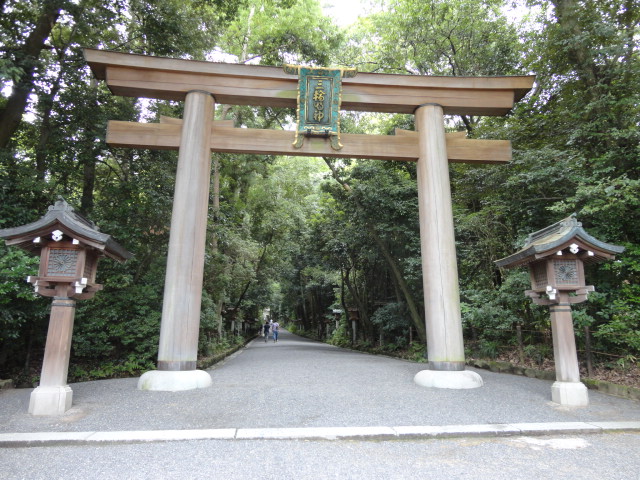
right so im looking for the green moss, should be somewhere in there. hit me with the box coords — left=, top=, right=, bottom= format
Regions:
left=583, top=378, right=640, bottom=401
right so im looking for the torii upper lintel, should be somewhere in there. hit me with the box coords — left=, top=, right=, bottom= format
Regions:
left=84, top=49, right=534, bottom=116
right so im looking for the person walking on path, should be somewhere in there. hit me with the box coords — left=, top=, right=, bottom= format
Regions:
left=262, top=320, right=271, bottom=343
left=272, top=321, right=280, bottom=342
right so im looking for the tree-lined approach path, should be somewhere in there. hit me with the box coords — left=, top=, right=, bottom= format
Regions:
left=2, top=330, right=640, bottom=478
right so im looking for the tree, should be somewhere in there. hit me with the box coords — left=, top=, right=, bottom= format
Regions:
left=0, top=0, right=64, bottom=148
left=219, top=0, right=343, bottom=65
left=454, top=0, right=640, bottom=360
left=354, top=0, right=522, bottom=131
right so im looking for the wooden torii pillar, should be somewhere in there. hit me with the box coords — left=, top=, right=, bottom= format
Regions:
left=85, top=49, right=534, bottom=391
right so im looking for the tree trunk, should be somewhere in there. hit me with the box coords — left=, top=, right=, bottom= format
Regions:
left=516, top=323, right=524, bottom=364
left=80, top=153, right=97, bottom=214
left=35, top=69, right=63, bottom=181
left=343, top=267, right=374, bottom=341
left=551, top=0, right=599, bottom=88
left=368, top=227, right=426, bottom=342
left=232, top=231, right=273, bottom=312
left=79, top=83, right=104, bottom=214
left=340, top=267, right=351, bottom=340
left=323, top=157, right=426, bottom=342
left=299, top=279, right=308, bottom=328
left=0, top=2, right=62, bottom=148
left=216, top=297, right=224, bottom=338
left=211, top=154, right=221, bottom=251
left=584, top=325, right=594, bottom=378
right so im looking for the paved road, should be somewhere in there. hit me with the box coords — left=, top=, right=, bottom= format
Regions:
left=2, top=432, right=639, bottom=480
left=1, top=330, right=639, bottom=479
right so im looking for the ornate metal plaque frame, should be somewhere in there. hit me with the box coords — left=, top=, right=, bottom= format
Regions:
left=284, top=65, right=357, bottom=150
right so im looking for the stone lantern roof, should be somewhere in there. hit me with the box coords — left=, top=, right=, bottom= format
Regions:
left=495, top=215, right=624, bottom=269
left=0, top=198, right=132, bottom=262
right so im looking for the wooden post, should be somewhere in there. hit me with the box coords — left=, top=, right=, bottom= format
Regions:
left=158, top=90, right=214, bottom=371
left=29, top=296, right=76, bottom=415
left=415, top=104, right=465, bottom=370
left=549, top=292, right=588, bottom=405
left=39, top=297, right=76, bottom=386
left=549, top=294, right=581, bottom=382
left=139, top=90, right=214, bottom=391
left=413, top=104, right=482, bottom=389
left=516, top=323, right=525, bottom=364
left=584, top=325, right=594, bottom=378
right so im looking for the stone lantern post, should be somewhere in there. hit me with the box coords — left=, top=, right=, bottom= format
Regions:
left=0, top=199, right=132, bottom=415
left=496, top=215, right=624, bottom=406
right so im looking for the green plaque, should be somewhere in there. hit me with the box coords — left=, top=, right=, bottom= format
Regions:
left=284, top=65, right=357, bottom=150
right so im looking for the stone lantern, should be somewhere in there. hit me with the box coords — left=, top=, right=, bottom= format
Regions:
left=0, top=199, right=132, bottom=415
left=332, top=309, right=343, bottom=331
left=496, top=215, right=624, bottom=406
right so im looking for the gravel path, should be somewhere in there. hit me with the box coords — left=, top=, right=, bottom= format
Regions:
left=1, top=329, right=639, bottom=434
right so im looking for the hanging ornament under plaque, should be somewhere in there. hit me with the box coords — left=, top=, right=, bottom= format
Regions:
left=284, top=65, right=357, bottom=151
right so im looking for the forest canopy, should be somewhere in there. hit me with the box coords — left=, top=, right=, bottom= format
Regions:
left=1, top=0, right=638, bottom=385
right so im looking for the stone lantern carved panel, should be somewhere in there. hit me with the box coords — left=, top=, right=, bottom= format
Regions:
left=553, top=258, right=578, bottom=286
left=47, top=247, right=80, bottom=277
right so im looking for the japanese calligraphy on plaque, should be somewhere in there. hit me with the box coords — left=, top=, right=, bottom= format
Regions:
left=284, top=65, right=357, bottom=150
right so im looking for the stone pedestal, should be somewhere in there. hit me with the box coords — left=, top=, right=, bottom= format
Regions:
left=414, top=369, right=483, bottom=389
left=551, top=381, right=589, bottom=406
left=29, top=385, right=73, bottom=415
left=137, top=370, right=212, bottom=392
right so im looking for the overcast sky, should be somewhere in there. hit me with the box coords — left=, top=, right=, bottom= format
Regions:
left=323, top=0, right=376, bottom=27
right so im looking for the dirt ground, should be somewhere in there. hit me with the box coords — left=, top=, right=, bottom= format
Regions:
left=495, top=349, right=640, bottom=388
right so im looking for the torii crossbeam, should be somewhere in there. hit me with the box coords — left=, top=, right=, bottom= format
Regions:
left=85, top=49, right=534, bottom=391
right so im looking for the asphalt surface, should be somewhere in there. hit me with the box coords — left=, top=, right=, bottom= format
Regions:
left=1, top=329, right=639, bottom=479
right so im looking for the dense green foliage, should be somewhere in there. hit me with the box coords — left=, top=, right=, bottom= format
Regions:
left=1, top=0, right=638, bottom=384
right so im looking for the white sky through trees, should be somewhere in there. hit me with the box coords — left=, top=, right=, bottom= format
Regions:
left=323, top=0, right=375, bottom=27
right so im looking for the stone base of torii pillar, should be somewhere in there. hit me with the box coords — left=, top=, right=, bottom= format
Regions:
left=138, top=370, right=212, bottom=392
left=29, top=385, right=73, bottom=415
left=414, top=370, right=483, bottom=389
left=551, top=381, right=589, bottom=406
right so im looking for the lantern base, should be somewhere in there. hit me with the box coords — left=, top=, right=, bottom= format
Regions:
left=551, top=381, right=589, bottom=406
left=137, top=369, right=212, bottom=392
left=414, top=369, right=483, bottom=389
left=29, top=385, right=73, bottom=415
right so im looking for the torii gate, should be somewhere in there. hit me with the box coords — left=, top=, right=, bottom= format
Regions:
left=84, top=49, right=534, bottom=392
